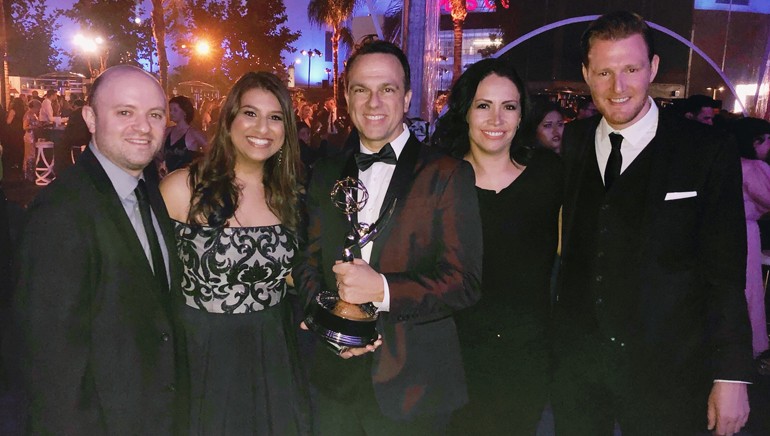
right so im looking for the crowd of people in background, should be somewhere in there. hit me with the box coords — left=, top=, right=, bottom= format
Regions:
left=0, top=9, right=769, bottom=436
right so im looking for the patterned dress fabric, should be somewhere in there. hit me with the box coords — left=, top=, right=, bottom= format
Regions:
left=175, top=222, right=311, bottom=435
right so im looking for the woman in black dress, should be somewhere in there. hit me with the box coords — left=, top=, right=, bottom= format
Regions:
left=163, top=95, right=207, bottom=173
left=160, top=72, right=310, bottom=435
left=434, top=58, right=563, bottom=435
left=3, top=98, right=25, bottom=176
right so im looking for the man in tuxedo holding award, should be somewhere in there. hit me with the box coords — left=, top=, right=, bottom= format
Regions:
left=295, top=40, right=483, bottom=434
left=552, top=11, right=753, bottom=435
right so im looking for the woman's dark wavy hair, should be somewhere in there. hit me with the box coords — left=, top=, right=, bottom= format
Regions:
left=169, top=95, right=195, bottom=124
left=10, top=97, right=25, bottom=114
left=519, top=100, right=567, bottom=149
left=729, top=117, right=770, bottom=160
left=187, top=71, right=303, bottom=231
left=433, top=58, right=534, bottom=165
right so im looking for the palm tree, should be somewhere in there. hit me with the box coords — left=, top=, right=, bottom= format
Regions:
left=150, top=0, right=186, bottom=93
left=449, top=0, right=466, bottom=84
left=0, top=0, right=7, bottom=107
left=307, top=0, right=358, bottom=105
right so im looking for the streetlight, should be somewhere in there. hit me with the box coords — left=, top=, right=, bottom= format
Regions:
left=300, top=48, right=321, bottom=90
left=181, top=39, right=212, bottom=57
left=706, top=86, right=725, bottom=100
left=195, top=40, right=211, bottom=56
left=73, top=33, right=107, bottom=77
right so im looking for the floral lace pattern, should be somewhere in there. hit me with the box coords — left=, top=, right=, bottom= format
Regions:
left=175, top=222, right=295, bottom=314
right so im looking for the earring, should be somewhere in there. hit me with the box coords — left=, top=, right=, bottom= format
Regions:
left=277, top=147, right=283, bottom=166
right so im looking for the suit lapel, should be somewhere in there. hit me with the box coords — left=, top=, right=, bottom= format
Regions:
left=370, top=135, right=421, bottom=267
left=638, top=114, right=675, bottom=240
left=80, top=148, right=168, bottom=293
left=323, top=149, right=360, bottom=261
left=562, top=118, right=600, bottom=255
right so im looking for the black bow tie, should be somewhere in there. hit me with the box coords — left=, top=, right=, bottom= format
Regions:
left=355, top=143, right=397, bottom=171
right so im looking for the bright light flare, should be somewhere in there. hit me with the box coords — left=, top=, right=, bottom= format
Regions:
left=195, top=41, right=211, bottom=56
left=73, top=34, right=102, bottom=53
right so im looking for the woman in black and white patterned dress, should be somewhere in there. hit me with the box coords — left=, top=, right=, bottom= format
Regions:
left=160, top=72, right=310, bottom=435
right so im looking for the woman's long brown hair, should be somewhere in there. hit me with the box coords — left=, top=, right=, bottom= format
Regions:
left=186, top=71, right=303, bottom=232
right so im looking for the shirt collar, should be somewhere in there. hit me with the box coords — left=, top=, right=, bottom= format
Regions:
left=598, top=96, right=658, bottom=146
left=359, top=123, right=410, bottom=159
left=89, top=142, right=144, bottom=201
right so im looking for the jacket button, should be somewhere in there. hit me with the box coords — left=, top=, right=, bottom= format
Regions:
left=161, top=333, right=170, bottom=342
left=597, top=251, right=605, bottom=258
left=595, top=275, right=603, bottom=282
left=596, top=298, right=603, bottom=305
left=166, top=383, right=176, bottom=392
left=600, top=204, right=610, bottom=211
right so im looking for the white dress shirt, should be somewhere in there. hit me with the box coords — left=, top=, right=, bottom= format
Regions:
left=595, top=97, right=658, bottom=183
left=39, top=97, right=54, bottom=123
left=357, top=124, right=411, bottom=312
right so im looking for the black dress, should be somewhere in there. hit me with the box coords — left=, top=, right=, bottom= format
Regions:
left=164, top=130, right=195, bottom=172
left=451, top=148, right=563, bottom=435
left=175, top=222, right=311, bottom=435
left=3, top=110, right=24, bottom=173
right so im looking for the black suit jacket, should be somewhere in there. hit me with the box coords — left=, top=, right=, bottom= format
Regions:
left=14, top=147, right=188, bottom=435
left=294, top=133, right=483, bottom=419
left=555, top=112, right=753, bottom=387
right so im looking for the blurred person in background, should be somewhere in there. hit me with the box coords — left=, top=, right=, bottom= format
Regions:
left=163, top=95, right=207, bottom=174
left=683, top=94, right=718, bottom=126
left=3, top=98, right=25, bottom=178
left=58, top=99, right=91, bottom=173
left=576, top=98, right=599, bottom=120
left=21, top=99, right=41, bottom=181
left=522, top=101, right=566, bottom=155
left=730, top=116, right=770, bottom=434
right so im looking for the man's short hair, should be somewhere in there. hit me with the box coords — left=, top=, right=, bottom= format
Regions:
left=683, top=94, right=718, bottom=115
left=344, top=40, right=411, bottom=92
left=580, top=10, right=655, bottom=66
left=46, top=89, right=57, bottom=97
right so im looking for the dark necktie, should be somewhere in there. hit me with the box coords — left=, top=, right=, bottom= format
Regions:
left=329, top=111, right=337, bottom=134
left=355, top=142, right=397, bottom=171
left=134, top=179, right=169, bottom=292
left=605, top=132, right=623, bottom=190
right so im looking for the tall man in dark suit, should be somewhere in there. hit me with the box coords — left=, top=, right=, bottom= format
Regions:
left=294, top=40, right=482, bottom=434
left=552, top=11, right=753, bottom=436
left=14, top=65, right=187, bottom=434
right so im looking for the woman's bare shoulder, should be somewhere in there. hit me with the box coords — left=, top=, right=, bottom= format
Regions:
left=159, top=168, right=193, bottom=221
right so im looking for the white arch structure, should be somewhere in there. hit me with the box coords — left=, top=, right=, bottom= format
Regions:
left=493, top=15, right=748, bottom=116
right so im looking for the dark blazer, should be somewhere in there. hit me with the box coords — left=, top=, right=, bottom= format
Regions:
left=555, top=112, right=753, bottom=388
left=14, top=147, right=188, bottom=435
left=294, top=133, right=483, bottom=420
